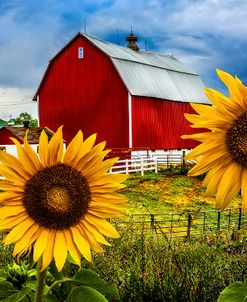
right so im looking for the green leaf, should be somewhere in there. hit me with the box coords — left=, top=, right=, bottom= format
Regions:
left=74, top=269, right=120, bottom=301
left=217, top=281, right=247, bottom=302
left=45, top=293, right=58, bottom=302
left=26, top=280, right=49, bottom=295
left=2, top=293, right=19, bottom=302
left=0, top=281, right=18, bottom=299
left=16, top=286, right=32, bottom=301
left=67, top=253, right=79, bottom=266
left=65, top=286, right=108, bottom=302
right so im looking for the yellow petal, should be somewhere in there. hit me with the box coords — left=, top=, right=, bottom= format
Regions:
left=181, top=131, right=213, bottom=143
left=81, top=220, right=111, bottom=246
left=85, top=214, right=120, bottom=238
left=0, top=205, right=25, bottom=219
left=188, top=150, right=231, bottom=177
left=205, top=166, right=228, bottom=196
left=90, top=174, right=128, bottom=186
left=184, top=136, right=226, bottom=160
left=0, top=165, right=26, bottom=184
left=54, top=231, right=68, bottom=272
left=0, top=181, right=24, bottom=192
left=23, top=131, right=42, bottom=171
left=33, top=228, right=50, bottom=263
left=48, top=126, right=64, bottom=166
left=41, top=231, right=56, bottom=271
left=0, top=212, right=27, bottom=230
left=71, top=225, right=92, bottom=262
left=78, top=224, right=105, bottom=253
left=241, top=169, right=247, bottom=210
left=88, top=208, right=125, bottom=218
left=64, top=229, right=81, bottom=266
left=63, top=130, right=83, bottom=165
left=4, top=217, right=35, bottom=245
left=38, top=130, right=49, bottom=166
left=0, top=151, right=31, bottom=179
left=70, top=133, right=97, bottom=168
left=13, top=223, right=39, bottom=256
left=216, top=69, right=244, bottom=109
left=10, top=137, right=37, bottom=175
left=216, top=162, right=242, bottom=209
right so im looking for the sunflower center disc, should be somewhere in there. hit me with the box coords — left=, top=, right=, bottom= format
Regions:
left=47, top=186, right=70, bottom=212
left=226, top=113, right=247, bottom=168
left=23, top=163, right=90, bottom=230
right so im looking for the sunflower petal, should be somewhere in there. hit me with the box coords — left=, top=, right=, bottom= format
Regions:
left=54, top=231, right=68, bottom=272
left=216, top=162, right=242, bottom=209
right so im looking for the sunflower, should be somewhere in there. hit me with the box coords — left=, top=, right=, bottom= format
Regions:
left=182, top=69, right=247, bottom=210
left=0, top=127, right=128, bottom=271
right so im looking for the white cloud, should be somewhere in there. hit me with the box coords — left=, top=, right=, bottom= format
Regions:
left=0, top=87, right=38, bottom=120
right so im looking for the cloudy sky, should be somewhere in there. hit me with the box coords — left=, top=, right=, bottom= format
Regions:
left=0, top=0, right=247, bottom=121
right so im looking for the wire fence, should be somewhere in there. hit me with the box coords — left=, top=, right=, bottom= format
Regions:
left=116, top=208, right=247, bottom=239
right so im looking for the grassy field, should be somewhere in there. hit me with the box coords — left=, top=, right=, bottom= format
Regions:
left=123, top=170, right=241, bottom=215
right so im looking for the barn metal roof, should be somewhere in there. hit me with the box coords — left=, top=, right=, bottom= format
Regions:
left=84, top=34, right=209, bottom=104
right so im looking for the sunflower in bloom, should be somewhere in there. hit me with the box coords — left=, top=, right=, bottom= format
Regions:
left=182, top=69, right=247, bottom=210
left=0, top=127, right=127, bottom=271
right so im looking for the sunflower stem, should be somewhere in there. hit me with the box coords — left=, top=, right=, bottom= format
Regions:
left=35, top=258, right=47, bottom=302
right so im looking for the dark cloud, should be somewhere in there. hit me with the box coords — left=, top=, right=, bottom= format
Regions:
left=0, top=0, right=247, bottom=118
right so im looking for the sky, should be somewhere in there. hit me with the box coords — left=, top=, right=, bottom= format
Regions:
left=0, top=0, right=247, bottom=121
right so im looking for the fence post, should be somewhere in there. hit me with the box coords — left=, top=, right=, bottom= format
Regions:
left=141, top=158, right=144, bottom=176
left=228, top=209, right=232, bottom=231
left=187, top=214, right=192, bottom=238
left=238, top=208, right=242, bottom=230
left=150, top=214, right=155, bottom=231
left=181, top=150, right=186, bottom=173
left=154, top=157, right=158, bottom=173
left=126, top=159, right=129, bottom=174
left=217, top=211, right=221, bottom=231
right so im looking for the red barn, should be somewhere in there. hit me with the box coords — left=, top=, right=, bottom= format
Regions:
left=33, top=32, right=209, bottom=156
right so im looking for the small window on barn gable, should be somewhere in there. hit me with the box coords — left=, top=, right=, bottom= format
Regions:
left=78, top=47, right=83, bottom=59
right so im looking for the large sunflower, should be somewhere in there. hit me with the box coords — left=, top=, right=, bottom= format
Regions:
left=182, top=69, right=247, bottom=210
left=0, top=127, right=127, bottom=271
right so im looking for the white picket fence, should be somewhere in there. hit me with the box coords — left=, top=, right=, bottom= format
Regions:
left=109, top=158, right=158, bottom=176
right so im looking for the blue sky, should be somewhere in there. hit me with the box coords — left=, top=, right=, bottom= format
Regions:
left=0, top=0, right=247, bottom=120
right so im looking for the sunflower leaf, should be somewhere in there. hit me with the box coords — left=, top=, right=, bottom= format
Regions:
left=217, top=281, right=247, bottom=301
left=15, top=286, right=32, bottom=301
left=65, top=286, right=108, bottom=302
left=0, top=281, right=18, bottom=299
left=74, top=269, right=120, bottom=301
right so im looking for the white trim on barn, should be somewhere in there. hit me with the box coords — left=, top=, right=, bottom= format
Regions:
left=128, top=92, right=132, bottom=148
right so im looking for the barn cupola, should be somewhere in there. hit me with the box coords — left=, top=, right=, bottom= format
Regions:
left=126, top=31, right=139, bottom=51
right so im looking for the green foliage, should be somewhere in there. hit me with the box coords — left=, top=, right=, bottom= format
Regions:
left=217, top=281, right=247, bottom=302
left=14, top=112, right=38, bottom=127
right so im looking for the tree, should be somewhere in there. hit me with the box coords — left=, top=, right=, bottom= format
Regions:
left=14, top=112, right=38, bottom=127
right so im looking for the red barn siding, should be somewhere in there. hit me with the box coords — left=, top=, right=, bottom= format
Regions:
left=38, top=35, right=129, bottom=148
left=132, top=96, right=201, bottom=149
left=0, top=128, right=22, bottom=144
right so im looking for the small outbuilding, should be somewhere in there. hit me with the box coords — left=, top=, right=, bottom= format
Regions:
left=0, top=126, right=55, bottom=157
left=33, top=32, right=209, bottom=157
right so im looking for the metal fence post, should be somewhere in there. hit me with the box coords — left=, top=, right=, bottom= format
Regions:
left=187, top=214, right=192, bottom=238
left=217, top=211, right=221, bottom=231
left=150, top=214, right=155, bottom=231
left=238, top=208, right=242, bottom=230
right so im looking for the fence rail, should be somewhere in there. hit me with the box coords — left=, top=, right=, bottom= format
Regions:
left=109, top=158, right=158, bottom=175
left=117, top=208, right=247, bottom=239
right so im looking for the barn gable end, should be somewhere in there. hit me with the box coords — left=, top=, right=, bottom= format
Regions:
left=36, top=33, right=129, bottom=148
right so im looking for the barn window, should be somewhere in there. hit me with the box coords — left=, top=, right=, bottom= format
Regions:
left=0, top=147, right=6, bottom=152
left=78, top=47, right=83, bottom=59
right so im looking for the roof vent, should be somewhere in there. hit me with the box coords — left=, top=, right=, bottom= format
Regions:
left=126, top=31, right=139, bottom=51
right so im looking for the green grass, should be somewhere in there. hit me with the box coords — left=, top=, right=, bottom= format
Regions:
left=123, top=172, right=241, bottom=215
